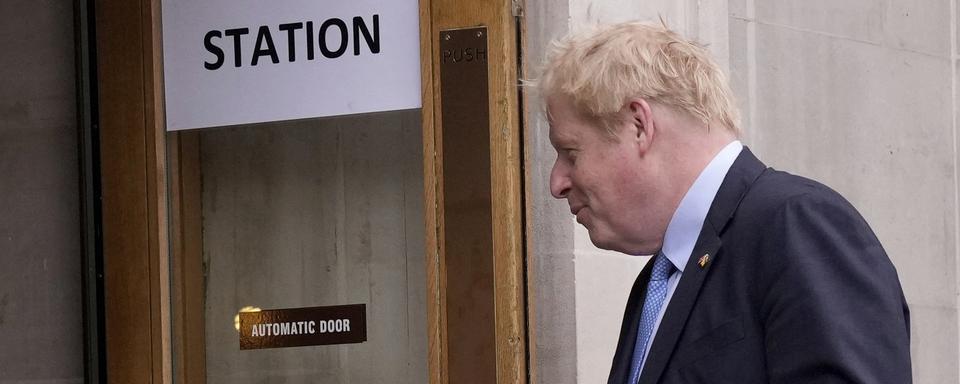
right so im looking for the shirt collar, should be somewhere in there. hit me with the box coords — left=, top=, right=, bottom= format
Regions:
left=660, top=141, right=743, bottom=272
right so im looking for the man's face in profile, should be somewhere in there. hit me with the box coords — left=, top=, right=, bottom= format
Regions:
left=547, top=95, right=670, bottom=255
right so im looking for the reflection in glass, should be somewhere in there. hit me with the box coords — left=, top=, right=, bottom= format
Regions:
left=233, top=306, right=261, bottom=332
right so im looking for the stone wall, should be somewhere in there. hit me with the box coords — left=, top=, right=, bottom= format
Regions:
left=0, top=1, right=84, bottom=383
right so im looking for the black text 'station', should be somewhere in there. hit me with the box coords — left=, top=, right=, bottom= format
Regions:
left=204, top=15, right=381, bottom=70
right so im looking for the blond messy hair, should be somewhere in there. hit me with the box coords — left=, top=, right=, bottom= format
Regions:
left=538, top=21, right=741, bottom=136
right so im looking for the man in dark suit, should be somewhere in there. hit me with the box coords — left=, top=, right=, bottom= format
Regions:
left=538, top=22, right=911, bottom=383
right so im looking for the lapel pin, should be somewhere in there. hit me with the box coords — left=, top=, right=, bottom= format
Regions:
left=698, top=253, right=710, bottom=268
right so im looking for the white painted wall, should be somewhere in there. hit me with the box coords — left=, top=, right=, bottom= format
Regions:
left=525, top=1, right=959, bottom=383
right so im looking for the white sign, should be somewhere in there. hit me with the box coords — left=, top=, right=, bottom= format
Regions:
left=161, top=0, right=421, bottom=131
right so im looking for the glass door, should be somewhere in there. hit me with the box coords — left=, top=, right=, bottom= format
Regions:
left=169, top=110, right=426, bottom=383
left=94, top=0, right=525, bottom=382
left=161, top=1, right=428, bottom=381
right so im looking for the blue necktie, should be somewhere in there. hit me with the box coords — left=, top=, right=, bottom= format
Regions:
left=627, top=253, right=675, bottom=384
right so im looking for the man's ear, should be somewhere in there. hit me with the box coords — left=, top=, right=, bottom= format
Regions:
left=626, top=98, right=655, bottom=154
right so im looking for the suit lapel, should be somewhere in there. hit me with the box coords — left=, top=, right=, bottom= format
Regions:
left=636, top=225, right=721, bottom=384
left=637, top=148, right=767, bottom=384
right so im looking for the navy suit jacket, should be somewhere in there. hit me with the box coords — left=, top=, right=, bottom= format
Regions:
left=608, top=148, right=911, bottom=384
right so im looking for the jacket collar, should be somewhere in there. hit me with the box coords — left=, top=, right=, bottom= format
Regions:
left=661, top=141, right=743, bottom=273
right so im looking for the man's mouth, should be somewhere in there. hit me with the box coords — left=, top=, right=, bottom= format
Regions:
left=571, top=206, right=588, bottom=224
left=570, top=206, right=583, bottom=216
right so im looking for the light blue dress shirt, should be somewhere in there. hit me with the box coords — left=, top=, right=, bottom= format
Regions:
left=635, top=140, right=743, bottom=373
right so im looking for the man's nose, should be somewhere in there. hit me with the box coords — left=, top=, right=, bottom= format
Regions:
left=550, top=161, right=570, bottom=199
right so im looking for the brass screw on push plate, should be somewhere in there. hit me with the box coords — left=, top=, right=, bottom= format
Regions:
left=476, top=31, right=483, bottom=38
left=444, top=34, right=451, bottom=41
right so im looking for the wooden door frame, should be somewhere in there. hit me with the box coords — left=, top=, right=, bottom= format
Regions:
left=96, top=0, right=171, bottom=382
left=422, top=1, right=527, bottom=383
left=96, top=0, right=527, bottom=382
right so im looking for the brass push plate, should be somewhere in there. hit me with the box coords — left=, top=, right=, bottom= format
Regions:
left=439, top=26, right=490, bottom=140
left=438, top=25, right=491, bottom=208
left=438, top=25, right=492, bottom=259
left=438, top=27, right=496, bottom=374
